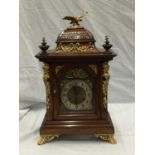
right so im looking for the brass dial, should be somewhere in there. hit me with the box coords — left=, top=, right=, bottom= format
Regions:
left=61, top=80, right=93, bottom=111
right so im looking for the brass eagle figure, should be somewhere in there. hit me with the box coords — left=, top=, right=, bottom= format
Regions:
left=63, top=11, right=88, bottom=27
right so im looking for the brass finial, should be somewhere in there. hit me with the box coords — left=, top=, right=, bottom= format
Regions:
left=39, top=37, right=50, bottom=52
left=63, top=11, right=88, bottom=28
left=103, top=36, right=113, bottom=51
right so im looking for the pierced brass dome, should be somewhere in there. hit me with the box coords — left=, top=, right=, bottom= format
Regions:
left=56, top=27, right=95, bottom=43
left=55, top=26, right=96, bottom=53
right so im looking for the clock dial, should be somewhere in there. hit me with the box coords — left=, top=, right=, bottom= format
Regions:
left=60, top=80, right=93, bottom=111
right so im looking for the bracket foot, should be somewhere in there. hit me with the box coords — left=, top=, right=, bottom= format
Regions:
left=95, top=134, right=116, bottom=144
left=37, top=135, right=59, bottom=145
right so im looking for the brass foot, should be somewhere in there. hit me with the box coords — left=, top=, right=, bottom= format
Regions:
left=37, top=135, right=59, bottom=145
left=108, top=135, right=117, bottom=144
left=95, top=134, right=116, bottom=144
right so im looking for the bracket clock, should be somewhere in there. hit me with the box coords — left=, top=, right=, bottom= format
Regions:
left=35, top=12, right=117, bottom=145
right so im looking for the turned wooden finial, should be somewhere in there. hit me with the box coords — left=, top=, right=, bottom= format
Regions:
left=39, top=37, right=50, bottom=52
left=103, top=36, right=113, bottom=51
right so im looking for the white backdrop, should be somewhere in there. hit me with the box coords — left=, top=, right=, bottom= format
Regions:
left=19, top=0, right=135, bottom=109
left=19, top=1, right=135, bottom=154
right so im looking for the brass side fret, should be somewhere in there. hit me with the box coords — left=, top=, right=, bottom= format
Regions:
left=102, top=62, right=110, bottom=110
left=43, top=64, right=52, bottom=109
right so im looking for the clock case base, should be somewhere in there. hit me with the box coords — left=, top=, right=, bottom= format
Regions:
left=38, top=111, right=115, bottom=144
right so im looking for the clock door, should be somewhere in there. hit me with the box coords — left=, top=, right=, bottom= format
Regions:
left=54, top=65, right=100, bottom=120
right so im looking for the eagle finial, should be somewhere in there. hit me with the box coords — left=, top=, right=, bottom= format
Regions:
left=63, top=11, right=88, bottom=28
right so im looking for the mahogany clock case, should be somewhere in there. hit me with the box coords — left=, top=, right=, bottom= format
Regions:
left=36, top=51, right=116, bottom=135
left=35, top=12, right=117, bottom=144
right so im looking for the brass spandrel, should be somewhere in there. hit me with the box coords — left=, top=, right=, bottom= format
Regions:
left=88, top=64, right=97, bottom=74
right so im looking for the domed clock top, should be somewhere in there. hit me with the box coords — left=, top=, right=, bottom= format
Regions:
left=36, top=12, right=115, bottom=57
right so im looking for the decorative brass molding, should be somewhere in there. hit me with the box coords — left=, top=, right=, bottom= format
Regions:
left=102, top=62, right=110, bottom=110
left=55, top=65, right=64, bottom=74
left=65, top=68, right=88, bottom=78
left=43, top=64, right=52, bottom=109
left=95, top=134, right=116, bottom=144
left=37, top=135, right=59, bottom=145
left=56, top=42, right=95, bottom=53
left=88, top=64, right=97, bottom=74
